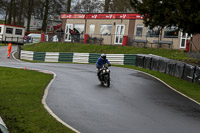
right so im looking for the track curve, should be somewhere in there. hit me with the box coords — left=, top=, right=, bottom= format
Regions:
left=0, top=46, right=200, bottom=133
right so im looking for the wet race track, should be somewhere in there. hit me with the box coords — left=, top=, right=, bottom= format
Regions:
left=0, top=46, right=200, bottom=133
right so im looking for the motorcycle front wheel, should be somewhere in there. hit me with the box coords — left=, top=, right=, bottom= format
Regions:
left=104, top=75, right=110, bottom=87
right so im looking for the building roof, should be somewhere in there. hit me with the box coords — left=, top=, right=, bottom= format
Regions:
left=0, top=24, right=25, bottom=28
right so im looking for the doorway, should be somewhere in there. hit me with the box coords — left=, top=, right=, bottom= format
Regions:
left=65, top=24, right=73, bottom=42
left=114, top=25, right=125, bottom=45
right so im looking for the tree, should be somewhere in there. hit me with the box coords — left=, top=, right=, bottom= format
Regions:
left=0, top=0, right=65, bottom=31
left=26, top=0, right=35, bottom=32
left=67, top=0, right=71, bottom=12
left=41, top=0, right=64, bottom=32
left=72, top=0, right=104, bottom=13
left=7, top=0, right=14, bottom=24
left=42, top=0, right=49, bottom=32
left=18, top=0, right=25, bottom=26
left=130, top=0, right=200, bottom=35
left=109, top=0, right=133, bottom=12
left=104, top=0, right=111, bottom=12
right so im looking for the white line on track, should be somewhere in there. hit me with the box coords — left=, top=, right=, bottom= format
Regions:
left=12, top=51, right=81, bottom=133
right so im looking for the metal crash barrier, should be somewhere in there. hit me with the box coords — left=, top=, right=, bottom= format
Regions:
left=135, top=54, right=200, bottom=85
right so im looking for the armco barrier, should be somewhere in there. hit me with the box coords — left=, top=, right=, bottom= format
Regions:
left=89, top=53, right=101, bottom=63
left=124, top=54, right=136, bottom=65
left=20, top=51, right=136, bottom=65
left=59, top=53, right=74, bottom=62
left=136, top=54, right=144, bottom=68
left=20, top=51, right=199, bottom=85
left=135, top=54, right=200, bottom=85
left=143, top=55, right=153, bottom=69
left=194, top=66, right=200, bottom=84
left=151, top=56, right=161, bottom=71
left=21, top=50, right=34, bottom=61
left=107, top=54, right=124, bottom=65
left=33, top=52, right=46, bottom=61
left=165, top=60, right=176, bottom=76
left=183, top=64, right=195, bottom=82
left=45, top=52, right=59, bottom=62
left=158, top=57, right=170, bottom=73
left=174, top=61, right=185, bottom=78
left=73, top=53, right=90, bottom=63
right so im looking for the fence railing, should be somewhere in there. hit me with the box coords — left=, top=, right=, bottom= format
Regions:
left=46, top=32, right=184, bottom=49
left=20, top=50, right=136, bottom=65
left=136, top=54, right=200, bottom=84
left=20, top=50, right=200, bottom=85
left=0, top=34, right=24, bottom=45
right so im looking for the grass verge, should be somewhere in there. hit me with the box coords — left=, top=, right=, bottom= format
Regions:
left=0, top=67, right=75, bottom=133
left=117, top=65, right=200, bottom=103
left=0, top=43, right=6, bottom=46
left=22, top=42, right=200, bottom=65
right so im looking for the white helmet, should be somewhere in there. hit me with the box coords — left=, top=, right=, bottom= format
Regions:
left=101, top=54, right=106, bottom=60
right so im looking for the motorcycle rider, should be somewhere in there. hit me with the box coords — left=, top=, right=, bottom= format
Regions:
left=96, top=54, right=111, bottom=77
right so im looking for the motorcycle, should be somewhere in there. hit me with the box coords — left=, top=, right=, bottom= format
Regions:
left=97, top=65, right=111, bottom=87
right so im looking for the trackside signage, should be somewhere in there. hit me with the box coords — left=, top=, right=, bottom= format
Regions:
left=61, top=13, right=143, bottom=19
left=61, top=14, right=86, bottom=19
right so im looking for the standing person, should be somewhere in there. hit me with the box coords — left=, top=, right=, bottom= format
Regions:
left=69, top=29, right=75, bottom=42
left=73, top=28, right=80, bottom=43
left=7, top=43, right=12, bottom=58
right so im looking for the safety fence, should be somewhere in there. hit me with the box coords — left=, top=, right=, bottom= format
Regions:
left=0, top=34, right=24, bottom=45
left=20, top=50, right=200, bottom=84
left=20, top=50, right=136, bottom=65
left=136, top=54, right=200, bottom=84
left=47, top=33, right=179, bottom=49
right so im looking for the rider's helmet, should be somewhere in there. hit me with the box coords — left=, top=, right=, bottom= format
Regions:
left=101, top=54, right=106, bottom=60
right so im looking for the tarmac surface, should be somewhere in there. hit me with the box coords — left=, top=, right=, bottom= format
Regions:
left=0, top=46, right=200, bottom=133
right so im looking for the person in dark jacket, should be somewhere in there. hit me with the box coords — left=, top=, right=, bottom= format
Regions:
left=69, top=29, right=75, bottom=42
left=96, top=54, right=111, bottom=76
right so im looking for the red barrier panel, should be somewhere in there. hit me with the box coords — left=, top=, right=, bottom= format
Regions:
left=41, top=33, right=45, bottom=42
left=123, top=36, right=128, bottom=46
left=186, top=39, right=190, bottom=52
left=84, top=34, right=89, bottom=44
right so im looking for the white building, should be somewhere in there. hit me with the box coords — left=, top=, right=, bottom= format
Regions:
left=0, top=24, right=25, bottom=44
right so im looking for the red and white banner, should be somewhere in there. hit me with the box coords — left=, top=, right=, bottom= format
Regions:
left=61, top=13, right=143, bottom=19
left=61, top=14, right=86, bottom=19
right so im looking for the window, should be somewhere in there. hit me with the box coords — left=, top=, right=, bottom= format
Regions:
left=6, top=28, right=13, bottom=34
left=0, top=27, right=2, bottom=33
left=164, top=26, right=179, bottom=38
left=146, top=27, right=160, bottom=37
left=74, top=24, right=84, bottom=34
left=136, top=25, right=143, bottom=37
left=100, top=25, right=112, bottom=35
left=89, top=24, right=95, bottom=35
left=15, top=29, right=23, bottom=35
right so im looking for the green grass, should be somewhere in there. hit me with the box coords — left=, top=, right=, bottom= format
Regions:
left=0, top=67, right=75, bottom=133
left=22, top=42, right=199, bottom=65
left=118, top=65, right=200, bottom=103
left=0, top=43, right=6, bottom=46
